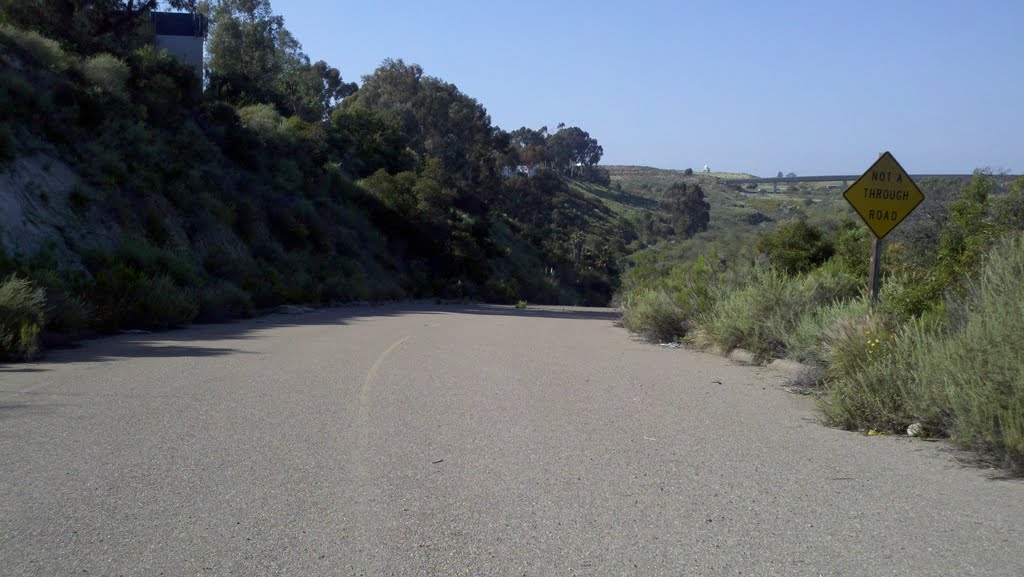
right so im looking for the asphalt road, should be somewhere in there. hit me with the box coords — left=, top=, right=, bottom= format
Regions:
left=2, top=304, right=1022, bottom=576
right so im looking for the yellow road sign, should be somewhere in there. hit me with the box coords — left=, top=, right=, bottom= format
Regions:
left=843, top=152, right=924, bottom=239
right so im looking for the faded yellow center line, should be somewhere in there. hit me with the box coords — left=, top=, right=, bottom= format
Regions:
left=359, top=335, right=409, bottom=418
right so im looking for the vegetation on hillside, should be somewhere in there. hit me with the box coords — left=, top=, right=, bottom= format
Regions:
left=620, top=171, right=1024, bottom=473
left=0, top=0, right=634, bottom=358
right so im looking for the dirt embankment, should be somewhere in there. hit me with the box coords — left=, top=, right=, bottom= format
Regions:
left=0, top=153, right=119, bottom=266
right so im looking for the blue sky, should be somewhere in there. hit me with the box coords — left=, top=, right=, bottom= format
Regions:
left=276, top=0, right=1022, bottom=176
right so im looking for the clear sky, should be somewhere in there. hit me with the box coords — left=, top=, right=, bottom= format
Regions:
left=276, top=0, right=1022, bottom=176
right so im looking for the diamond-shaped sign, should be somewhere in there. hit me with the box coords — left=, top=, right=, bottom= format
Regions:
left=843, top=152, right=924, bottom=239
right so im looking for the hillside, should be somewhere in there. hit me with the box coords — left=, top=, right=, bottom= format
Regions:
left=0, top=10, right=633, bottom=358
left=605, top=165, right=755, bottom=197
left=590, top=165, right=850, bottom=265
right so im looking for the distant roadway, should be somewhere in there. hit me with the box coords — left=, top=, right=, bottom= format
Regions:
left=2, top=304, right=1022, bottom=576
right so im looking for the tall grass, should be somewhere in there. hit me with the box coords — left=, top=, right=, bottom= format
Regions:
left=0, top=275, right=47, bottom=360
left=619, top=255, right=719, bottom=342
left=693, top=263, right=861, bottom=359
left=784, top=297, right=869, bottom=365
left=823, top=235, right=1024, bottom=472
left=620, top=288, right=686, bottom=342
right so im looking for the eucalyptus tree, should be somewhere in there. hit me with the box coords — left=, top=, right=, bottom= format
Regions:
left=660, top=182, right=710, bottom=238
left=205, top=0, right=354, bottom=120
left=546, top=126, right=602, bottom=178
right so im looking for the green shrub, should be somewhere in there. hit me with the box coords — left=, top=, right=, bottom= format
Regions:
left=784, top=297, right=868, bottom=366
left=830, top=220, right=871, bottom=275
left=515, top=300, right=527, bottom=309
left=993, top=177, right=1024, bottom=231
left=756, top=218, right=834, bottom=275
left=90, top=265, right=198, bottom=331
left=823, top=235, right=1024, bottom=472
left=0, top=24, right=69, bottom=71
left=926, top=173, right=1003, bottom=298
left=876, top=269, right=943, bottom=323
left=694, top=268, right=791, bottom=356
left=115, top=239, right=201, bottom=287
left=696, top=264, right=861, bottom=359
left=661, top=255, right=717, bottom=319
left=621, top=288, right=685, bottom=342
left=238, top=104, right=295, bottom=145
left=47, top=292, right=93, bottom=334
left=482, top=276, right=519, bottom=304
left=81, top=53, right=130, bottom=96
left=820, top=310, right=891, bottom=385
left=198, top=280, right=253, bottom=323
left=135, top=274, right=199, bottom=329
left=916, top=236, right=1024, bottom=470
left=321, top=271, right=370, bottom=302
left=201, top=242, right=258, bottom=286
left=0, top=274, right=47, bottom=360
left=619, top=253, right=722, bottom=341
left=25, top=268, right=94, bottom=334
left=128, top=45, right=202, bottom=122
left=800, top=260, right=863, bottom=304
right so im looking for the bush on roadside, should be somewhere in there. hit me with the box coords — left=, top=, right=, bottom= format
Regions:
left=819, top=309, right=892, bottom=385
left=661, top=255, right=718, bottom=319
left=620, top=288, right=685, bottom=343
left=618, top=254, right=724, bottom=342
left=198, top=280, right=253, bottom=323
left=693, top=268, right=791, bottom=357
left=993, top=177, right=1024, bottom=232
left=90, top=265, right=198, bottom=331
left=0, top=274, right=47, bottom=360
left=694, top=263, right=861, bottom=359
left=823, top=235, right=1024, bottom=472
left=784, top=297, right=869, bottom=366
left=24, top=268, right=95, bottom=334
left=915, top=235, right=1024, bottom=470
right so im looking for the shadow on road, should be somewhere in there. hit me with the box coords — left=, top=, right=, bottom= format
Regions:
left=3, top=303, right=621, bottom=369
left=0, top=367, right=49, bottom=373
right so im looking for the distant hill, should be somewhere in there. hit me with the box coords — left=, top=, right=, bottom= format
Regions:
left=605, top=165, right=756, bottom=199
left=577, top=165, right=857, bottom=265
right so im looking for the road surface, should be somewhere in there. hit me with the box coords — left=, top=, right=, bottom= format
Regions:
left=2, top=304, right=1022, bottom=576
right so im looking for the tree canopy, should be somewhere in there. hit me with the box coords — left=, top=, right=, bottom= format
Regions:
left=660, top=182, right=711, bottom=238
left=504, top=124, right=605, bottom=183
left=205, top=0, right=355, bottom=120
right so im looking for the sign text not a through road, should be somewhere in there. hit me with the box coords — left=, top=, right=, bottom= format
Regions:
left=843, top=152, right=924, bottom=239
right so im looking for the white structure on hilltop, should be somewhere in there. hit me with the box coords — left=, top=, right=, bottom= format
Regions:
left=151, top=12, right=208, bottom=77
left=702, top=164, right=711, bottom=173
